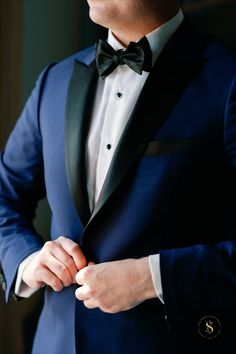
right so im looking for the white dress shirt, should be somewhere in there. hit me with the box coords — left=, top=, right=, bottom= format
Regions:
left=15, top=9, right=184, bottom=300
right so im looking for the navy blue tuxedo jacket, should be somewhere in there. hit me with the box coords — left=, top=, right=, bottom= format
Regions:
left=1, top=20, right=236, bottom=354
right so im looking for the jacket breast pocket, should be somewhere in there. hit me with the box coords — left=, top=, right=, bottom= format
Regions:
left=144, top=137, right=202, bottom=157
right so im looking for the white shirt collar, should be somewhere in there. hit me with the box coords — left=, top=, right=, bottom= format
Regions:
left=108, top=9, right=184, bottom=66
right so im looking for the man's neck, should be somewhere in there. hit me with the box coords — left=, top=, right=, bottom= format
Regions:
left=111, top=7, right=180, bottom=47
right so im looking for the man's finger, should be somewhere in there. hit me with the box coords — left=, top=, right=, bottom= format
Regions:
left=39, top=266, right=64, bottom=292
left=75, top=267, right=87, bottom=285
left=57, top=236, right=87, bottom=270
left=83, top=299, right=97, bottom=309
left=44, top=254, right=73, bottom=287
left=50, top=245, right=78, bottom=282
left=88, top=261, right=95, bottom=266
left=75, top=284, right=91, bottom=301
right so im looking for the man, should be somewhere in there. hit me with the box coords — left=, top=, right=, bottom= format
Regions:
left=0, top=0, right=236, bottom=353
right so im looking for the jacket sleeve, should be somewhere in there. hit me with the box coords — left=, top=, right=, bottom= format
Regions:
left=0, top=64, right=55, bottom=302
left=159, top=75, right=236, bottom=349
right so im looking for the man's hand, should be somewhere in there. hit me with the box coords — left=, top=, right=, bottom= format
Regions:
left=22, top=236, right=87, bottom=292
left=75, top=257, right=157, bottom=314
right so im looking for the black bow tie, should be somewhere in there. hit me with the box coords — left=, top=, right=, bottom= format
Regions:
left=96, top=37, right=152, bottom=79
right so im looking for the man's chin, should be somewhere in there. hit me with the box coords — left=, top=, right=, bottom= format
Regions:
left=88, top=9, right=110, bottom=28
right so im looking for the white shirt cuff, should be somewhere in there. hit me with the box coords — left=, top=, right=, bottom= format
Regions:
left=15, top=251, right=41, bottom=298
left=148, top=254, right=164, bottom=304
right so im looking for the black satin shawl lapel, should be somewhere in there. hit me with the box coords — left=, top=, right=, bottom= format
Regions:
left=65, top=59, right=97, bottom=226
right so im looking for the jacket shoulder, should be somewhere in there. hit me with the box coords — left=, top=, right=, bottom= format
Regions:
left=201, top=32, right=236, bottom=73
left=53, top=45, right=95, bottom=72
left=38, top=45, right=96, bottom=91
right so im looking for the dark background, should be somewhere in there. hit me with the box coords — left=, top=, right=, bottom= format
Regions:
left=0, top=1, right=236, bottom=353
